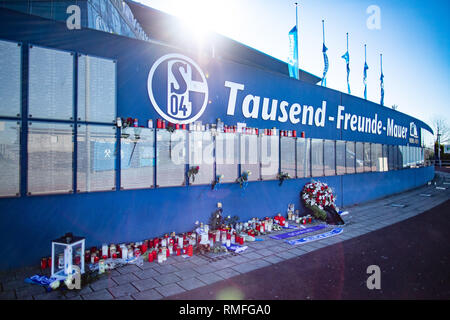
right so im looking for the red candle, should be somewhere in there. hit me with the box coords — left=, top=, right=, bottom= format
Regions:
left=141, top=243, right=148, bottom=254
left=47, top=257, right=52, bottom=269
left=292, top=130, right=297, bottom=137
left=175, top=124, right=180, bottom=130
left=148, top=252, right=154, bottom=262
left=301, top=131, right=305, bottom=138
left=152, top=250, right=157, bottom=260
left=239, top=237, right=244, bottom=245
left=182, top=124, right=187, bottom=130
left=41, top=258, right=47, bottom=270
left=187, top=245, right=193, bottom=257
left=94, top=256, right=100, bottom=263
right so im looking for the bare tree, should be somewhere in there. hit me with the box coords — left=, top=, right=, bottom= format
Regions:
left=430, top=116, right=450, bottom=144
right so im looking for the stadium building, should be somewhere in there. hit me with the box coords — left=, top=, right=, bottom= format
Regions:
left=0, top=0, right=433, bottom=269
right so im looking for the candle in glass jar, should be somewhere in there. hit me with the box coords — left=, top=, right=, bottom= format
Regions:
left=102, top=244, right=108, bottom=258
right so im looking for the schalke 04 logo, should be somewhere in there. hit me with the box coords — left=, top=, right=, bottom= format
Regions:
left=147, top=53, right=209, bottom=124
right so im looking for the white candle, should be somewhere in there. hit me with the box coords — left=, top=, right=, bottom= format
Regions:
left=102, top=244, right=108, bottom=257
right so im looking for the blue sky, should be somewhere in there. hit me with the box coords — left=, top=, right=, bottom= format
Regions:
left=137, top=0, right=449, bottom=138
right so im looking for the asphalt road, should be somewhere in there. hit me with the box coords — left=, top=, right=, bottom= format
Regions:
left=168, top=199, right=450, bottom=300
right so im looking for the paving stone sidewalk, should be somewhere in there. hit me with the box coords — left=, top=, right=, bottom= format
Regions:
left=1, top=172, right=449, bottom=300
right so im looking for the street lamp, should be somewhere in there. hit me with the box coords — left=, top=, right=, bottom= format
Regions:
left=437, top=131, right=441, bottom=167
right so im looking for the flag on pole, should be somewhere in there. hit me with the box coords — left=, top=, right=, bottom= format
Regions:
left=321, top=20, right=329, bottom=87
left=363, top=44, right=368, bottom=100
left=341, top=33, right=350, bottom=94
left=380, top=54, right=384, bottom=106
left=288, top=26, right=299, bottom=79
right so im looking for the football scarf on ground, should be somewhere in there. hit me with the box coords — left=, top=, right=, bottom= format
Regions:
left=286, top=227, right=343, bottom=245
left=270, top=224, right=327, bottom=240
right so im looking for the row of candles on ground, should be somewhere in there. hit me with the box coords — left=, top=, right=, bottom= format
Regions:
left=117, top=117, right=305, bottom=138
left=40, top=213, right=314, bottom=270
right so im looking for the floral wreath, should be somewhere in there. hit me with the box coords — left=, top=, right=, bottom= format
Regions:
left=301, top=180, right=336, bottom=221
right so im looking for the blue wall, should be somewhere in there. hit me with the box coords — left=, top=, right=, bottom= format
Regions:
left=0, top=8, right=435, bottom=270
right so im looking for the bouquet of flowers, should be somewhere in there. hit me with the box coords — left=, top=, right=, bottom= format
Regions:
left=212, top=174, right=224, bottom=190
left=277, top=172, right=290, bottom=186
left=237, top=170, right=251, bottom=188
left=301, top=180, right=336, bottom=221
left=188, top=166, right=200, bottom=182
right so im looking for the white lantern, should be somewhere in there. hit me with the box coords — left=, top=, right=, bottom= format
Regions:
left=51, top=233, right=85, bottom=281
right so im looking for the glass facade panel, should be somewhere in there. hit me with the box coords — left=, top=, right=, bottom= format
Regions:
left=297, top=138, right=311, bottom=178
left=324, top=139, right=335, bottom=176
left=311, top=139, right=324, bottom=177
left=28, top=121, right=73, bottom=195
left=363, top=143, right=371, bottom=172
left=156, top=129, right=187, bottom=187
left=77, top=124, right=116, bottom=192
left=0, top=39, right=21, bottom=117
left=261, top=135, right=279, bottom=180
left=346, top=141, right=355, bottom=174
left=78, top=54, right=116, bottom=123
left=280, top=136, right=296, bottom=178
left=216, top=132, right=239, bottom=183
left=336, top=140, right=346, bottom=175
left=120, top=127, right=154, bottom=190
left=355, top=142, right=364, bottom=173
left=188, top=131, right=214, bottom=185
left=240, top=134, right=260, bottom=181
left=28, top=45, right=73, bottom=120
left=0, top=120, right=20, bottom=197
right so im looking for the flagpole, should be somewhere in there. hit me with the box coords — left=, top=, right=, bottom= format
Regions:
left=380, top=53, right=383, bottom=73
left=322, top=20, right=325, bottom=43
left=365, top=44, right=367, bottom=62
left=380, top=53, right=384, bottom=106
left=364, top=44, right=367, bottom=100
left=346, top=32, right=348, bottom=52
left=346, top=32, right=350, bottom=94
left=295, top=2, right=299, bottom=78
